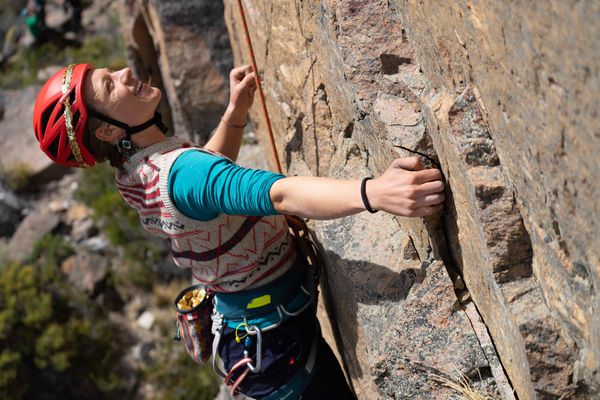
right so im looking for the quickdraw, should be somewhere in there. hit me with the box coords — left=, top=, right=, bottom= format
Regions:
left=225, top=323, right=262, bottom=375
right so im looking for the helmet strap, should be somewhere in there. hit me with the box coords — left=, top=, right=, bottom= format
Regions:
left=87, top=110, right=168, bottom=153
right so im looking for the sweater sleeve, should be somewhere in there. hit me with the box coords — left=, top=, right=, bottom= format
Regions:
left=167, top=150, right=285, bottom=221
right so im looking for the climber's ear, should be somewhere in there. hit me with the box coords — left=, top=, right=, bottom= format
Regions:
left=94, top=122, right=124, bottom=143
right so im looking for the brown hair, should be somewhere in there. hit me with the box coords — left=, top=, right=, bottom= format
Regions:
left=82, top=116, right=124, bottom=170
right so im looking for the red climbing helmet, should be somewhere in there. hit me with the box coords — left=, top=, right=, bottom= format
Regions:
left=33, top=63, right=96, bottom=168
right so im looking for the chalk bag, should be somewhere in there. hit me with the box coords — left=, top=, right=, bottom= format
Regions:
left=173, top=284, right=214, bottom=364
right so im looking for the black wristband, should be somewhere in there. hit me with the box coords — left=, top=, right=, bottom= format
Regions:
left=360, top=177, right=378, bottom=213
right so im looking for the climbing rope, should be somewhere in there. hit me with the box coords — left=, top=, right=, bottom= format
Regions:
left=236, top=0, right=282, bottom=174
left=235, top=0, right=322, bottom=285
left=218, top=3, right=323, bottom=396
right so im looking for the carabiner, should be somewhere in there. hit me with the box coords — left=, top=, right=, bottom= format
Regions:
left=244, top=325, right=262, bottom=373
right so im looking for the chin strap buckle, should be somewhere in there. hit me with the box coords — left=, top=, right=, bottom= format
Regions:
left=119, top=139, right=132, bottom=151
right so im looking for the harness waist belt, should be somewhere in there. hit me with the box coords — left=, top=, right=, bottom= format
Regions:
left=214, top=257, right=304, bottom=320
left=214, top=254, right=314, bottom=331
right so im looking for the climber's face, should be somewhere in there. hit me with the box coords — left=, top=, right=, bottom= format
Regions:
left=83, top=67, right=161, bottom=128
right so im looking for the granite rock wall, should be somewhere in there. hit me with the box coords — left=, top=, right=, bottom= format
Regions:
left=222, top=1, right=599, bottom=399
left=117, top=0, right=600, bottom=398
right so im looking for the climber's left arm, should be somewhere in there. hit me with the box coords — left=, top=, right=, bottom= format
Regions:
left=204, top=65, right=256, bottom=161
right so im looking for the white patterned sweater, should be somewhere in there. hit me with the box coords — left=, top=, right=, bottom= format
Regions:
left=114, top=137, right=295, bottom=293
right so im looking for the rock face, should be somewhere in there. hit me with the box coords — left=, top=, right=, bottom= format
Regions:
left=116, top=0, right=600, bottom=398
left=117, top=0, right=232, bottom=143
left=220, top=1, right=599, bottom=399
left=7, top=205, right=61, bottom=262
left=61, top=251, right=109, bottom=296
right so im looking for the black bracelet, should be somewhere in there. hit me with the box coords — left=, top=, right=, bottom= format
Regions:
left=360, top=177, right=378, bottom=213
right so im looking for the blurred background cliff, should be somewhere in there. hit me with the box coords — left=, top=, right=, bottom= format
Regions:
left=0, top=1, right=228, bottom=398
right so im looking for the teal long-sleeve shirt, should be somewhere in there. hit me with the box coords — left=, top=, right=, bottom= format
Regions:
left=168, top=150, right=285, bottom=221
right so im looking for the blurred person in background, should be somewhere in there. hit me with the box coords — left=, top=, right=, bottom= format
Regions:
left=21, top=0, right=80, bottom=47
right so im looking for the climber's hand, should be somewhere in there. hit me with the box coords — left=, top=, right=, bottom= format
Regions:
left=367, top=157, right=445, bottom=217
left=228, top=65, right=257, bottom=114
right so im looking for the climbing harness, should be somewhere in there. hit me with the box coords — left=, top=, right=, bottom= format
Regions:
left=210, top=258, right=319, bottom=397
left=213, top=260, right=313, bottom=332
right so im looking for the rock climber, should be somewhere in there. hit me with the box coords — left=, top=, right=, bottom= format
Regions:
left=21, top=0, right=80, bottom=47
left=32, top=63, right=445, bottom=399
left=21, top=0, right=46, bottom=43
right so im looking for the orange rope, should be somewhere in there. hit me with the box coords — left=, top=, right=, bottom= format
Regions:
left=236, top=0, right=283, bottom=174
left=235, top=0, right=321, bottom=290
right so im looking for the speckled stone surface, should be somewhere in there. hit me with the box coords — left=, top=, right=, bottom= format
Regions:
left=221, top=1, right=599, bottom=399
left=120, top=0, right=599, bottom=398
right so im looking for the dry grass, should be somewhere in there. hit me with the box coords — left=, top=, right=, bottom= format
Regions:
left=432, top=370, right=502, bottom=400
left=152, top=280, right=186, bottom=308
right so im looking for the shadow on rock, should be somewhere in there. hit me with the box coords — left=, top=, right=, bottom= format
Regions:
left=317, top=248, right=429, bottom=385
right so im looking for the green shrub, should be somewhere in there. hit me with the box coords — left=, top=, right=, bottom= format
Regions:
left=0, top=260, right=129, bottom=399
left=29, top=234, right=74, bottom=269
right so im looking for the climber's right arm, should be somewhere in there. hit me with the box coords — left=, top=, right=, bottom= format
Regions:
left=168, top=152, right=444, bottom=221
left=168, top=150, right=284, bottom=221
left=269, top=157, right=445, bottom=219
